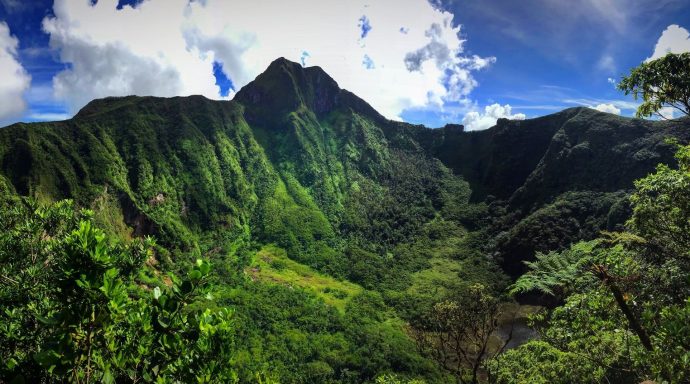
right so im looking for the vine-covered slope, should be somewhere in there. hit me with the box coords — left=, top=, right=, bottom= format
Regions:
left=1, top=57, right=689, bottom=274
left=2, top=57, right=690, bottom=383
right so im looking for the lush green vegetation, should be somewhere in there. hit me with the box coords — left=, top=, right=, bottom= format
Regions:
left=0, top=198, right=236, bottom=383
left=491, top=143, right=690, bottom=383
left=0, top=195, right=465, bottom=383
left=619, top=52, right=690, bottom=119
left=0, top=59, right=494, bottom=383
left=1, top=56, right=689, bottom=383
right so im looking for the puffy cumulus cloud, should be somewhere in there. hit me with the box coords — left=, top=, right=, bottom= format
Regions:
left=43, top=0, right=494, bottom=119
left=462, top=103, right=525, bottom=131
left=592, top=103, right=621, bottom=115
left=403, top=22, right=494, bottom=102
left=43, top=0, right=218, bottom=113
left=648, top=24, right=690, bottom=61
left=0, top=22, right=31, bottom=121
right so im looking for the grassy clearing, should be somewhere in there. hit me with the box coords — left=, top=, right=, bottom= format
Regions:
left=407, top=256, right=465, bottom=298
left=405, top=220, right=468, bottom=299
left=246, top=244, right=363, bottom=311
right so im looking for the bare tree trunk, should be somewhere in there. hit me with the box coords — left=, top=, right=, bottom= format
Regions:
left=592, top=264, right=653, bottom=351
left=608, top=281, right=653, bottom=351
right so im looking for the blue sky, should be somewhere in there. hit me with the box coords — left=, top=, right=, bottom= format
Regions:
left=406, top=0, right=690, bottom=126
left=0, top=0, right=689, bottom=129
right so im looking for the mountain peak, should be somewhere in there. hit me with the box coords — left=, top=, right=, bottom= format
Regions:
left=264, top=56, right=303, bottom=72
left=235, top=57, right=341, bottom=119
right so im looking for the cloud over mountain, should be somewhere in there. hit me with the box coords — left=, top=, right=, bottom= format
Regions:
left=42, top=0, right=494, bottom=119
left=593, top=103, right=621, bottom=115
left=0, top=22, right=30, bottom=121
left=462, top=103, right=525, bottom=131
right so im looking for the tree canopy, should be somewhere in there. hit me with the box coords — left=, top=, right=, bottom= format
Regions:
left=492, top=143, right=690, bottom=383
left=619, top=52, right=690, bottom=119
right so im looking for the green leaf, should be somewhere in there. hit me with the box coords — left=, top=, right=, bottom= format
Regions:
left=188, top=270, right=202, bottom=280
left=102, top=368, right=115, bottom=384
left=199, top=261, right=210, bottom=276
left=33, top=349, right=59, bottom=369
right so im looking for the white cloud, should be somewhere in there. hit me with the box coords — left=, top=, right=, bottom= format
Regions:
left=0, top=0, right=19, bottom=12
left=43, top=0, right=494, bottom=119
left=658, top=107, right=674, bottom=119
left=27, top=112, right=71, bottom=121
left=43, top=0, right=216, bottom=113
left=592, top=103, right=621, bottom=115
left=596, top=54, right=616, bottom=73
left=648, top=24, right=690, bottom=61
left=584, top=0, right=628, bottom=33
left=607, top=77, right=616, bottom=85
left=462, top=103, right=526, bottom=131
left=563, top=98, right=639, bottom=111
left=0, top=22, right=31, bottom=121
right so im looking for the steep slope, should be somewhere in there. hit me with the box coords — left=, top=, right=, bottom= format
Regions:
left=2, top=57, right=690, bottom=279
left=419, top=108, right=579, bottom=201
left=421, top=107, right=690, bottom=274
left=0, top=58, right=473, bottom=283
left=508, top=108, right=690, bottom=210
left=422, top=107, right=690, bottom=205
left=0, top=95, right=277, bottom=250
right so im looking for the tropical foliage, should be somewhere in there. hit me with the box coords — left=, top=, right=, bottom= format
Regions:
left=619, top=52, right=690, bottom=118
left=0, top=198, right=235, bottom=383
left=491, top=143, right=690, bottom=383
left=1, top=56, right=689, bottom=383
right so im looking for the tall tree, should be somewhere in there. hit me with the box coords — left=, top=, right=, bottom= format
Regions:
left=618, top=52, right=690, bottom=119
left=410, top=284, right=509, bottom=384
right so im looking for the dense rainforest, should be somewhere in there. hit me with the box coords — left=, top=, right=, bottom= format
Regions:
left=1, top=57, right=689, bottom=383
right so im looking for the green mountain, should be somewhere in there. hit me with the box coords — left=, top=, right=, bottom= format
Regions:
left=1, top=57, right=689, bottom=382
left=420, top=107, right=690, bottom=274
left=0, top=58, right=471, bottom=275
left=2, top=57, right=689, bottom=277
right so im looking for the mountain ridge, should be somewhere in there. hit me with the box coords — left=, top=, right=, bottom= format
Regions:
left=2, top=57, right=690, bottom=275
left=3, top=57, right=690, bottom=381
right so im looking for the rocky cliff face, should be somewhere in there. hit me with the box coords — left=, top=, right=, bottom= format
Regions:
left=235, top=57, right=343, bottom=122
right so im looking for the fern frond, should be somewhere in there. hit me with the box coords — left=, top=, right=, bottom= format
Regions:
left=509, top=240, right=600, bottom=297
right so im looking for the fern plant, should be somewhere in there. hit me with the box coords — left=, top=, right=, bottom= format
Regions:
left=509, top=240, right=601, bottom=297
